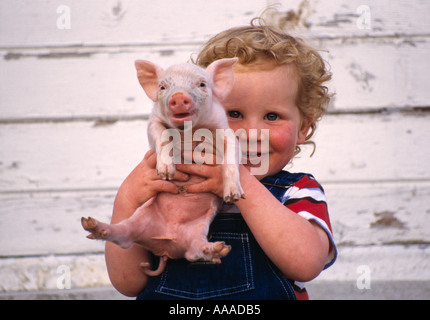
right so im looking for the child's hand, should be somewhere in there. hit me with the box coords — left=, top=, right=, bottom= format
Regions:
left=175, top=163, right=224, bottom=198
left=117, top=150, right=190, bottom=211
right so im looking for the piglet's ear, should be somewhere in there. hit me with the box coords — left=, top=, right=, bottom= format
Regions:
left=206, top=58, right=238, bottom=101
left=135, top=60, right=164, bottom=102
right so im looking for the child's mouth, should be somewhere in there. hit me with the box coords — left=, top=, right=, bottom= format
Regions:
left=242, top=152, right=268, bottom=163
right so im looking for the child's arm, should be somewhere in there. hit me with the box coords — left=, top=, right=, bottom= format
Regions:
left=235, top=166, right=330, bottom=281
left=177, top=163, right=330, bottom=282
left=105, top=151, right=189, bottom=297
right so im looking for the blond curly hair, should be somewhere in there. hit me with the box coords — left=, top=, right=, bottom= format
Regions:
left=195, top=17, right=332, bottom=156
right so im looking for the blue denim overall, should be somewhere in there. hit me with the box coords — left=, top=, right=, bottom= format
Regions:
left=136, top=171, right=307, bottom=300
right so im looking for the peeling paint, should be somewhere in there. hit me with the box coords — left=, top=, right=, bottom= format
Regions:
left=101, top=0, right=128, bottom=27
left=267, top=0, right=314, bottom=30
left=159, top=49, right=175, bottom=57
left=37, top=52, right=94, bottom=59
left=318, top=12, right=358, bottom=28
left=347, top=62, right=376, bottom=92
left=3, top=51, right=94, bottom=60
left=3, top=52, right=25, bottom=60
left=92, top=119, right=118, bottom=127
left=371, top=211, right=406, bottom=229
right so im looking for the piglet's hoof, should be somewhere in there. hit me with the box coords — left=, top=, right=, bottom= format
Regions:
left=81, top=217, right=108, bottom=240
left=156, top=161, right=176, bottom=180
left=223, top=182, right=245, bottom=203
left=189, top=241, right=231, bottom=264
left=223, top=192, right=246, bottom=203
left=210, top=241, right=232, bottom=262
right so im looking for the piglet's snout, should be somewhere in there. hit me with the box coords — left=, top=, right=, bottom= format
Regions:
left=168, top=92, right=193, bottom=114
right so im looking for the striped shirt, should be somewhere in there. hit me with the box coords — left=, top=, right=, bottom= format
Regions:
left=220, top=171, right=337, bottom=299
left=261, top=171, right=337, bottom=299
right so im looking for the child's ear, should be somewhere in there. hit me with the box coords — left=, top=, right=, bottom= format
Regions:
left=297, top=119, right=311, bottom=144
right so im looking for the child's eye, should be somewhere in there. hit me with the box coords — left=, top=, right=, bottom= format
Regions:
left=228, top=111, right=242, bottom=119
left=264, top=112, right=279, bottom=121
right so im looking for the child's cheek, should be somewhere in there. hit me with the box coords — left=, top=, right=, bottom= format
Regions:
left=269, top=128, right=297, bottom=154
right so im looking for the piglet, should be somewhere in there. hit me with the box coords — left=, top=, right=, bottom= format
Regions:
left=82, top=58, right=244, bottom=276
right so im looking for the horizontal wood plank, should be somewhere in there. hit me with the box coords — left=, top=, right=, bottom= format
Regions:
left=320, top=36, right=430, bottom=111
left=1, top=113, right=429, bottom=193
left=0, top=46, right=198, bottom=120
left=315, top=244, right=430, bottom=282
left=2, top=244, right=429, bottom=292
left=325, top=182, right=430, bottom=247
left=1, top=37, right=430, bottom=121
left=1, top=182, right=429, bottom=257
left=0, top=253, right=112, bottom=291
left=1, top=0, right=429, bottom=48
left=270, top=0, right=430, bottom=39
left=0, top=120, right=149, bottom=193
left=291, top=112, right=430, bottom=183
left=0, top=191, right=114, bottom=257
left=0, top=0, right=266, bottom=48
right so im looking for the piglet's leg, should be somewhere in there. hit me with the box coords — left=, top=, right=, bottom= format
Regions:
left=222, top=129, right=245, bottom=203
left=81, top=217, right=134, bottom=249
left=148, top=116, right=176, bottom=180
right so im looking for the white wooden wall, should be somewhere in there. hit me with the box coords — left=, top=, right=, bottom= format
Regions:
left=1, top=0, right=429, bottom=296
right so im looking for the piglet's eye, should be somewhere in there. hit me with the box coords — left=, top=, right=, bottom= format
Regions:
left=199, top=82, right=206, bottom=88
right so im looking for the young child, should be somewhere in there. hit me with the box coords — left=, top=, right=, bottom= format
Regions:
left=105, top=18, right=337, bottom=300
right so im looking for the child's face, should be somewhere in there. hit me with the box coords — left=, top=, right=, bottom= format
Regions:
left=222, top=63, right=309, bottom=179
